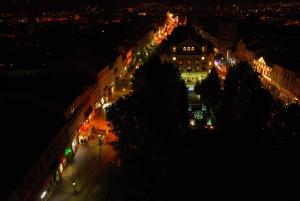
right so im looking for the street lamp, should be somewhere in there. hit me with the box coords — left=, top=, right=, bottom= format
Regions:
left=73, top=182, right=77, bottom=193
left=40, top=191, right=46, bottom=200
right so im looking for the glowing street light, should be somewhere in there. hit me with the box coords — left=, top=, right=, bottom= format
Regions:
left=40, top=191, right=46, bottom=199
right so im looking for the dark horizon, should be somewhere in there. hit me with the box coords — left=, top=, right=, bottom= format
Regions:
left=0, top=0, right=293, bottom=11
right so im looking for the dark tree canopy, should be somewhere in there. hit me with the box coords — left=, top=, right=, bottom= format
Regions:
left=107, top=56, right=188, bottom=160
left=221, top=61, right=274, bottom=137
left=194, top=67, right=222, bottom=108
left=106, top=55, right=189, bottom=200
left=106, top=48, right=300, bottom=201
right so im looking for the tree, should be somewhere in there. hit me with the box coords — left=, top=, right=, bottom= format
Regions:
left=107, top=56, right=188, bottom=156
left=106, top=55, right=189, bottom=200
left=271, top=103, right=300, bottom=153
left=194, top=67, right=222, bottom=127
left=194, top=67, right=222, bottom=108
left=221, top=62, right=273, bottom=137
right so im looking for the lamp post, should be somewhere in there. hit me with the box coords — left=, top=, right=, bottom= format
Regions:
left=40, top=191, right=46, bottom=201
left=73, top=182, right=77, bottom=193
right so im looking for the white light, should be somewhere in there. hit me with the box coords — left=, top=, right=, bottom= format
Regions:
left=102, top=102, right=111, bottom=109
left=41, top=191, right=46, bottom=199
left=172, top=56, right=176, bottom=61
left=201, top=56, right=205, bottom=60
left=73, top=182, right=76, bottom=186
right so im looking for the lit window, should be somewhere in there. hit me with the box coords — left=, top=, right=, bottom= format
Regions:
left=187, top=47, right=191, bottom=51
left=173, top=46, right=176, bottom=52
left=179, top=60, right=183, bottom=64
left=201, top=56, right=205, bottom=60
left=209, top=61, right=212, bottom=65
left=191, top=47, right=195, bottom=51
left=183, top=47, right=186, bottom=51
left=195, top=60, right=199, bottom=64
left=172, top=57, right=176, bottom=61
left=202, top=46, right=206, bottom=52
left=188, top=60, right=191, bottom=64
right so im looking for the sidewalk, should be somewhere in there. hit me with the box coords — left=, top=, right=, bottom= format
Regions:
left=49, top=138, right=116, bottom=201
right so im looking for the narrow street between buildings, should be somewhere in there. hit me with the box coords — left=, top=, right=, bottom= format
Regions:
left=49, top=138, right=116, bottom=201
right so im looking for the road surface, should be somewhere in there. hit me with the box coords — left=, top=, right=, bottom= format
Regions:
left=49, top=139, right=116, bottom=201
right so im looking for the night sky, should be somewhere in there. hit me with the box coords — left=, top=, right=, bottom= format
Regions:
left=0, top=0, right=284, bottom=10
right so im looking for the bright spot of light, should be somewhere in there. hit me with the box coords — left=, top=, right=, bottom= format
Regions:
left=41, top=191, right=46, bottom=199
left=102, top=102, right=112, bottom=109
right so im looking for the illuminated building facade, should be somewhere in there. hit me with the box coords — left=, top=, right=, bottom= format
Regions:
left=163, top=39, right=214, bottom=89
left=235, top=39, right=300, bottom=104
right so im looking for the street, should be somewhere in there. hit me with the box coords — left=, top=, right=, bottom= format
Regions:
left=48, top=12, right=178, bottom=201
left=49, top=139, right=116, bottom=201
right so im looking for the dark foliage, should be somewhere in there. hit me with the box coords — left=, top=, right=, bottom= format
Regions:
left=107, top=56, right=300, bottom=201
left=106, top=55, right=191, bottom=200
left=194, top=67, right=222, bottom=108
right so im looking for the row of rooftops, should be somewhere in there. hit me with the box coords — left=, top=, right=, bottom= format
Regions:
left=240, top=30, right=300, bottom=73
left=0, top=18, right=155, bottom=200
left=194, top=16, right=300, bottom=73
left=0, top=19, right=154, bottom=102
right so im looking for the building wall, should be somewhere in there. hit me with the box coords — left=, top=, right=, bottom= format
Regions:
left=65, top=87, right=93, bottom=119
left=8, top=124, right=70, bottom=201
left=271, top=64, right=300, bottom=103
left=235, top=39, right=255, bottom=62
left=8, top=57, right=118, bottom=201
left=165, top=39, right=214, bottom=88
left=193, top=25, right=218, bottom=47
left=217, top=21, right=237, bottom=54
left=8, top=21, right=172, bottom=201
left=235, top=40, right=300, bottom=104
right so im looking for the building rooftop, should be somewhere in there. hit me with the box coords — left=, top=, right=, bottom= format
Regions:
left=0, top=17, right=157, bottom=200
left=0, top=93, right=65, bottom=201
left=255, top=41, right=300, bottom=72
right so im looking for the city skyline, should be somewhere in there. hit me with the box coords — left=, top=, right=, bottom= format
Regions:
left=0, top=1, right=299, bottom=201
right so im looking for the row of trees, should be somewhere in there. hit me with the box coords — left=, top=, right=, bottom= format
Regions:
left=194, top=61, right=300, bottom=200
left=107, top=58, right=300, bottom=200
